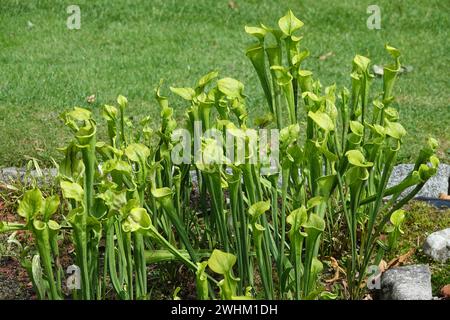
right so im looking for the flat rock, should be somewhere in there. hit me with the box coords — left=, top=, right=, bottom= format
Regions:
left=380, top=264, right=432, bottom=300
left=423, top=228, right=450, bottom=263
left=0, top=167, right=57, bottom=186
left=387, top=163, right=450, bottom=199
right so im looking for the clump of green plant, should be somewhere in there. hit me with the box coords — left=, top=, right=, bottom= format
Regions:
left=244, top=10, right=439, bottom=299
left=0, top=10, right=439, bottom=300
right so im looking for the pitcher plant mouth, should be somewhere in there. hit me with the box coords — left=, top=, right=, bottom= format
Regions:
left=75, top=122, right=97, bottom=146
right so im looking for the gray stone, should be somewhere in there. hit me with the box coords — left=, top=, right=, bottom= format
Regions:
left=387, top=163, right=450, bottom=199
left=423, top=228, right=450, bottom=263
left=380, top=265, right=432, bottom=300
left=0, top=167, right=57, bottom=186
left=0, top=167, right=20, bottom=180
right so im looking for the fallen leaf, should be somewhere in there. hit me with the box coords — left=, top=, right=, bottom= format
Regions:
left=0, top=184, right=19, bottom=191
left=378, top=259, right=387, bottom=273
left=341, top=280, right=349, bottom=297
left=319, top=51, right=334, bottom=61
left=325, top=256, right=346, bottom=283
left=441, top=284, right=450, bottom=299
left=387, top=248, right=415, bottom=269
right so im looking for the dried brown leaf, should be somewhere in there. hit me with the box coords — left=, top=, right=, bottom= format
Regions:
left=228, top=0, right=238, bottom=9
left=325, top=257, right=346, bottom=284
left=387, top=248, right=415, bottom=269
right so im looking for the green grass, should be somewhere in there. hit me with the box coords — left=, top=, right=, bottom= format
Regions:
left=0, top=0, right=449, bottom=166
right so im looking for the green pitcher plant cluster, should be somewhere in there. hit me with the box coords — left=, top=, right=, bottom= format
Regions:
left=0, top=10, right=439, bottom=300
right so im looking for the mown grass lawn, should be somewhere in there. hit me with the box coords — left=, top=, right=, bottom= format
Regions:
left=0, top=0, right=448, bottom=166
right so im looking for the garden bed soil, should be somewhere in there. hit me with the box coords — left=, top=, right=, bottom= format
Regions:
left=0, top=257, right=34, bottom=300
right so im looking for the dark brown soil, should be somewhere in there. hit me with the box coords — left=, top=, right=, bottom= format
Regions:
left=0, top=199, right=34, bottom=299
left=0, top=257, right=34, bottom=300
